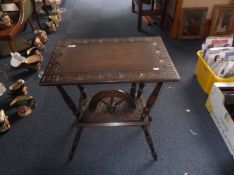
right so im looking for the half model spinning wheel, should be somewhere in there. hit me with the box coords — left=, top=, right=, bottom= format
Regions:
left=89, top=90, right=136, bottom=113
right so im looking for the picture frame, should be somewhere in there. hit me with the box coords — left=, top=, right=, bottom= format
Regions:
left=209, top=5, right=234, bottom=36
left=178, top=7, right=208, bottom=39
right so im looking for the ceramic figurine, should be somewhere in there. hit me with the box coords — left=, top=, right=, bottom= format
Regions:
left=24, top=54, right=43, bottom=71
left=33, top=36, right=44, bottom=50
left=10, top=51, right=43, bottom=71
left=9, top=79, right=28, bottom=98
left=45, top=21, right=57, bottom=33
left=34, top=30, right=48, bottom=44
left=0, top=83, right=6, bottom=96
left=0, top=109, right=10, bottom=133
left=0, top=11, right=12, bottom=28
left=49, top=15, right=59, bottom=28
left=27, top=47, right=42, bottom=57
left=52, top=8, right=62, bottom=22
left=10, top=95, right=36, bottom=117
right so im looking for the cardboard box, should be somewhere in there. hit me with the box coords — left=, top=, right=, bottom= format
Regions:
left=206, top=82, right=234, bottom=158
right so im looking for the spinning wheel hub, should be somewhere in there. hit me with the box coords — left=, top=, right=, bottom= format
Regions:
left=89, top=90, right=136, bottom=113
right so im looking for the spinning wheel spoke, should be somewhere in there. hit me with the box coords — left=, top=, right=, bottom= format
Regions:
left=110, top=96, right=114, bottom=106
left=100, top=97, right=125, bottom=113
left=101, top=99, right=110, bottom=106
left=114, top=99, right=124, bottom=106
left=89, top=90, right=136, bottom=113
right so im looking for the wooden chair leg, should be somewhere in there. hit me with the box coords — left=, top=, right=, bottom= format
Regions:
left=151, top=0, right=154, bottom=10
left=137, top=0, right=143, bottom=30
left=9, top=41, right=16, bottom=52
left=132, top=0, right=136, bottom=13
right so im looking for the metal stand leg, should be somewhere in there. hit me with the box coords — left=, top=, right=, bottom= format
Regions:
left=142, top=126, right=157, bottom=160
left=68, top=127, right=84, bottom=161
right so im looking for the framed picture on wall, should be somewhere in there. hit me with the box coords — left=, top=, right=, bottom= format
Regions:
left=209, top=5, right=234, bottom=36
left=178, top=7, right=208, bottom=39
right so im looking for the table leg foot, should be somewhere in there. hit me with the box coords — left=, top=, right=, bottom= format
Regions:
left=142, top=126, right=158, bottom=161
left=68, top=127, right=83, bottom=161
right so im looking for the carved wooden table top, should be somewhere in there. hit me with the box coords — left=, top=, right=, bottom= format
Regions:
left=40, top=37, right=180, bottom=85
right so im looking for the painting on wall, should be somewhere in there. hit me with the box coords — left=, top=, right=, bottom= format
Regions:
left=178, top=7, right=208, bottom=39
left=209, top=5, right=234, bottom=36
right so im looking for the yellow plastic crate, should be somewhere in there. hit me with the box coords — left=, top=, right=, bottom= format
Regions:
left=195, top=50, right=234, bottom=94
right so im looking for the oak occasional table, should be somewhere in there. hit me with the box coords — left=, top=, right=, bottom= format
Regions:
left=40, top=37, right=180, bottom=161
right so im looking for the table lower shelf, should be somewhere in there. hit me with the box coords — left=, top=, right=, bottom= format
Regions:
left=77, top=120, right=149, bottom=127
left=77, top=95, right=150, bottom=127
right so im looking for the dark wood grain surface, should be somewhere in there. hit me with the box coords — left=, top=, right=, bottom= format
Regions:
left=40, top=37, right=180, bottom=85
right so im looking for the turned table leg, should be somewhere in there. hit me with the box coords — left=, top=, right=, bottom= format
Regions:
left=76, top=85, right=86, bottom=120
left=142, top=126, right=157, bottom=160
left=77, top=85, right=86, bottom=99
left=141, top=82, right=163, bottom=120
left=57, top=85, right=86, bottom=161
left=141, top=82, right=163, bottom=160
left=57, top=86, right=77, bottom=116
left=68, top=127, right=84, bottom=161
left=130, top=83, right=137, bottom=98
left=137, top=83, right=145, bottom=98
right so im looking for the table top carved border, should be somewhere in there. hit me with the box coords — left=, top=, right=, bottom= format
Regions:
left=40, top=37, right=180, bottom=85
